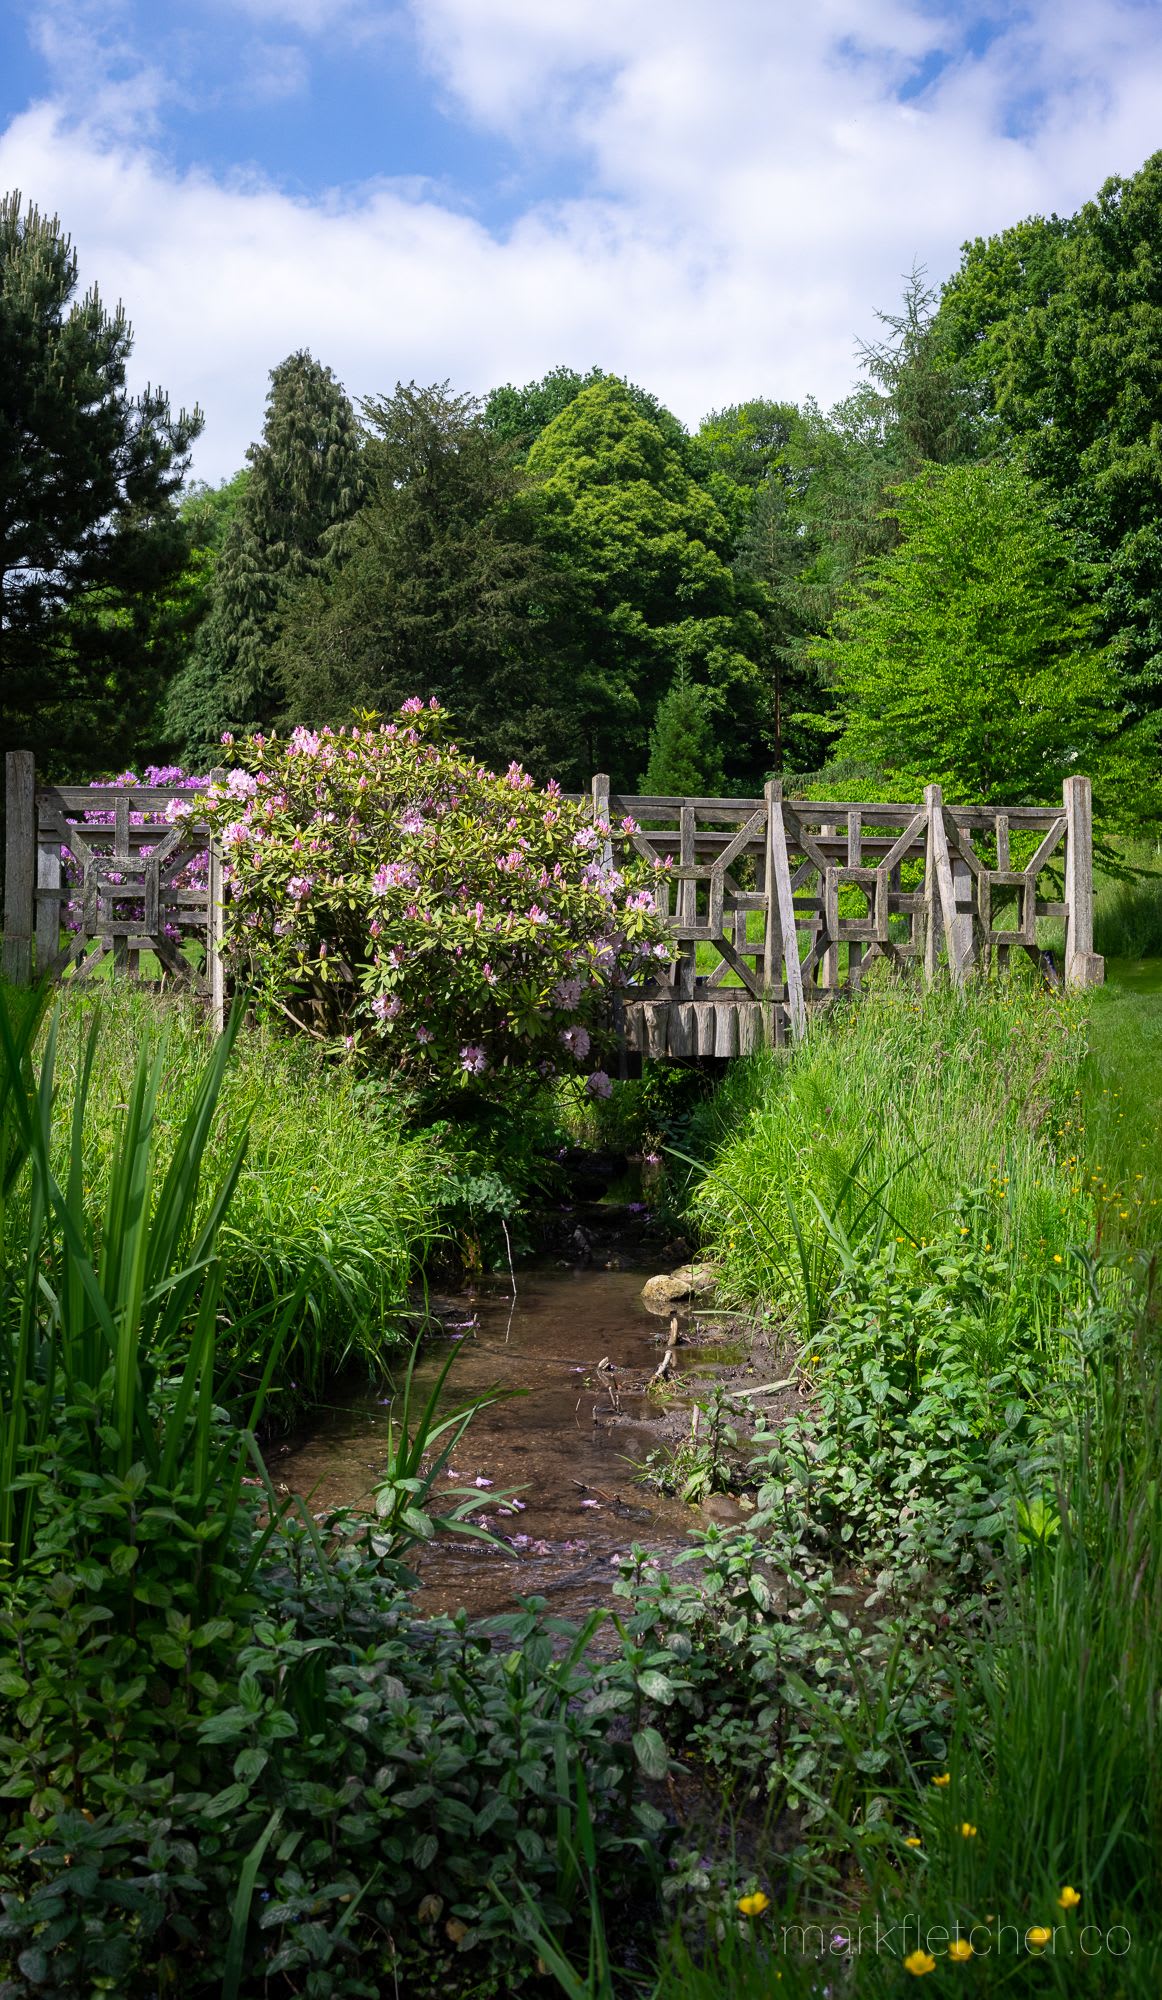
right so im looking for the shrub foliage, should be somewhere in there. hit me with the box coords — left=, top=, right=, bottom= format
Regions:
left=198, top=702, right=669, bottom=1095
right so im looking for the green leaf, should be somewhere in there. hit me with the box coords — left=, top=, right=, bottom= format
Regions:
left=632, top=1727, right=669, bottom=1779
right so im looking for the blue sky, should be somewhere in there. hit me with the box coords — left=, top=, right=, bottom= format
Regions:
left=2, top=0, right=1160, bottom=481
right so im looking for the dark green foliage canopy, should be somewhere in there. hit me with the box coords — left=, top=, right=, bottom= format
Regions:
left=0, top=190, right=201, bottom=777
left=166, top=351, right=363, bottom=758
left=935, top=154, right=1162, bottom=713
left=524, top=379, right=766, bottom=788
left=277, top=382, right=582, bottom=779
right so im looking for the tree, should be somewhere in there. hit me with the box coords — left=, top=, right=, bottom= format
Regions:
left=166, top=351, right=363, bottom=757
left=276, top=382, right=580, bottom=779
left=934, top=154, right=1162, bottom=712
left=639, top=669, right=726, bottom=795
left=815, top=458, right=1122, bottom=805
left=524, top=379, right=766, bottom=789
left=484, top=364, right=696, bottom=465
left=0, top=190, right=201, bottom=776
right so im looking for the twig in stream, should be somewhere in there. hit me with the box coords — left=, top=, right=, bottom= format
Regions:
left=649, top=1311, right=682, bottom=1389
left=500, top=1219, right=517, bottom=1341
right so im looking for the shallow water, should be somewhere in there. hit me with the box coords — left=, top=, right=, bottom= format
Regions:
left=277, top=1265, right=701, bottom=1618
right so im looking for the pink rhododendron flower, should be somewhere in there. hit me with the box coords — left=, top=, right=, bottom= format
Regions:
left=561, top=1025, right=591, bottom=1060
left=371, top=994, right=401, bottom=1021
left=460, top=1044, right=488, bottom=1074
left=586, top=1070, right=613, bottom=1099
left=554, top=976, right=582, bottom=1009
left=415, top=1025, right=433, bottom=1044
left=287, top=875, right=313, bottom=901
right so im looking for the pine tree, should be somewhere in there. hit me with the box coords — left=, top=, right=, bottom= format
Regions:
left=640, top=669, right=726, bottom=796
left=167, top=351, right=363, bottom=754
left=0, top=190, right=201, bottom=776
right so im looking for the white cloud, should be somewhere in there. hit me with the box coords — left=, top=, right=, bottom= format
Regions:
left=4, top=0, right=1162, bottom=480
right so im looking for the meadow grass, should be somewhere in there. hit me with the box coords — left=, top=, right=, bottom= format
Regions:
left=5, top=982, right=446, bottom=1412
left=683, top=971, right=1092, bottom=1351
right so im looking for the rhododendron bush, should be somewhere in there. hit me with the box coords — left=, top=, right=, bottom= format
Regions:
left=197, top=701, right=671, bottom=1092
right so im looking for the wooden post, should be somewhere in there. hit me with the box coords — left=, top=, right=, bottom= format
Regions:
left=764, top=778, right=806, bottom=1041
left=820, top=821, right=838, bottom=991
left=1063, top=775, right=1104, bottom=988
left=923, top=785, right=939, bottom=986
left=36, top=833, right=61, bottom=975
left=208, top=840, right=227, bottom=1034
left=591, top=773, right=612, bottom=870
left=3, top=751, right=35, bottom=986
left=926, top=783, right=967, bottom=988
left=677, top=804, right=696, bottom=1000
left=951, top=844, right=974, bottom=974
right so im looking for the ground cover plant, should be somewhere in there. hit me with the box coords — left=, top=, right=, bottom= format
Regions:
left=582, top=967, right=1162, bottom=1997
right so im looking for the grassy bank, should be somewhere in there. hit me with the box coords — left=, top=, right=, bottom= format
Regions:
left=616, top=964, right=1162, bottom=1996
left=2, top=983, right=446, bottom=1413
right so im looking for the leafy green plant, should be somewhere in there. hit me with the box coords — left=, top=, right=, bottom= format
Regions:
left=196, top=698, right=669, bottom=1094
left=367, top=1334, right=522, bottom=1569
left=35, top=982, right=445, bottom=1411
left=639, top=1386, right=742, bottom=1505
left=0, top=993, right=286, bottom=1580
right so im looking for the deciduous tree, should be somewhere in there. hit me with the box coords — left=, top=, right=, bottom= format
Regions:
left=817, top=458, right=1124, bottom=806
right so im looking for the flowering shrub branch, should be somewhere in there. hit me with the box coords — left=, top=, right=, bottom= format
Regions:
left=198, top=701, right=671, bottom=1093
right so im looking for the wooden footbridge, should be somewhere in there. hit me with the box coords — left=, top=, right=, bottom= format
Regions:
left=588, top=773, right=1102, bottom=1057
left=4, top=751, right=1101, bottom=1054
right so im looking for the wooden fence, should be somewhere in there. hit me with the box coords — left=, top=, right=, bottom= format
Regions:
left=584, top=773, right=1102, bottom=1056
left=2, top=752, right=225, bottom=1025
left=3, top=751, right=1101, bottom=1053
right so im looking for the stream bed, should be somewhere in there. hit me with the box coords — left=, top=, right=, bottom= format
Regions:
left=278, top=1265, right=734, bottom=1618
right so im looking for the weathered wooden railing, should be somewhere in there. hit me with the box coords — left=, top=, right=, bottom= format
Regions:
left=2, top=753, right=225, bottom=1023
left=583, top=774, right=1102, bottom=1056
left=4, top=752, right=1100, bottom=1057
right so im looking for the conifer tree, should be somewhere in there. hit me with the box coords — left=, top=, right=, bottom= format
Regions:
left=640, top=669, right=726, bottom=797
left=0, top=190, right=201, bottom=775
left=167, top=351, right=363, bottom=754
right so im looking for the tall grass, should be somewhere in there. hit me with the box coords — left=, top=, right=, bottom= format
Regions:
left=32, top=984, right=446, bottom=1408
left=1072, top=976, right=1162, bottom=1254
left=1093, top=840, right=1162, bottom=961
left=685, top=974, right=1091, bottom=1341
left=0, top=996, right=284, bottom=1579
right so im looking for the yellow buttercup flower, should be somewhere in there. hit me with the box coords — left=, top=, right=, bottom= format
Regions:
left=904, top=1836, right=922, bottom=1848
left=737, top=1892, right=770, bottom=1918
left=931, top=1772, right=951, bottom=1787
left=949, top=1939, right=973, bottom=1962
left=960, top=1822, right=977, bottom=1838
left=1027, top=1926, right=1052, bottom=1950
left=904, top=1949, right=936, bottom=1976
left=1057, top=1886, right=1081, bottom=1910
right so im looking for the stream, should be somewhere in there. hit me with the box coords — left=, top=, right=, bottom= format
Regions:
left=277, top=1265, right=729, bottom=1619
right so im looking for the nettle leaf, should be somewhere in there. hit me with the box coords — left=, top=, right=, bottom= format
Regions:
left=632, top=1727, right=669, bottom=1779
